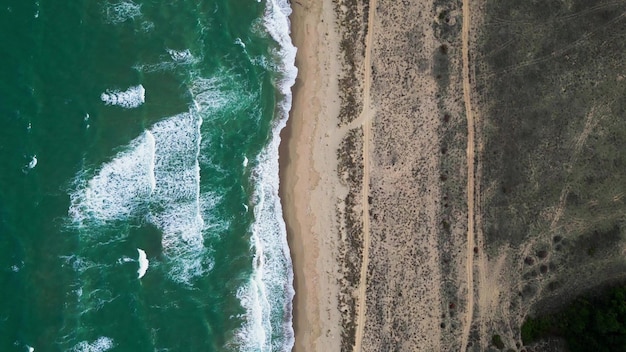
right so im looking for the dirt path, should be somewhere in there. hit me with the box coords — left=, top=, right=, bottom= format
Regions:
left=353, top=0, right=376, bottom=351
left=460, top=0, right=477, bottom=349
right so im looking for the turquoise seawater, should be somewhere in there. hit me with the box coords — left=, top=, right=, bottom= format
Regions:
left=0, top=0, right=296, bottom=351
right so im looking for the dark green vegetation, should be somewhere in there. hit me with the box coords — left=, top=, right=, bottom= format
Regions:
left=336, top=127, right=364, bottom=352
left=478, top=0, right=626, bottom=247
left=432, top=0, right=461, bottom=89
left=479, top=0, right=626, bottom=277
left=333, top=0, right=368, bottom=348
left=491, top=334, right=505, bottom=349
left=522, top=284, right=626, bottom=351
left=334, top=0, right=367, bottom=125
left=432, top=0, right=469, bottom=340
left=477, top=0, right=626, bottom=349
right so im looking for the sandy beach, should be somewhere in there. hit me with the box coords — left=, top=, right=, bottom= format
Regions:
left=280, top=0, right=345, bottom=350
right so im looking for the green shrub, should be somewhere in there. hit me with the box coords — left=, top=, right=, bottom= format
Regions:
left=491, top=334, right=505, bottom=349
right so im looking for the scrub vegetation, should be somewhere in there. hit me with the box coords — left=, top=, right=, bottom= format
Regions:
left=476, top=0, right=626, bottom=349
left=522, top=284, right=626, bottom=351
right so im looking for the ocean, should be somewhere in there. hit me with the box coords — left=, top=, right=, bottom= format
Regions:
left=0, top=0, right=296, bottom=351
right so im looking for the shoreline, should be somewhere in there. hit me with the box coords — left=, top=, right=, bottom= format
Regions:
left=279, top=0, right=345, bottom=350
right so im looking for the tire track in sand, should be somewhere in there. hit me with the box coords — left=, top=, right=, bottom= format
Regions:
left=353, top=0, right=376, bottom=350
left=460, top=0, right=478, bottom=349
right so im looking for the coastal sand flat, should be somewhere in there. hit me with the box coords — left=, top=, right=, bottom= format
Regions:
left=363, top=0, right=448, bottom=349
left=285, top=0, right=478, bottom=350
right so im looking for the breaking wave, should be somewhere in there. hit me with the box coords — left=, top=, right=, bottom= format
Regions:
left=137, top=248, right=148, bottom=278
left=167, top=48, right=195, bottom=63
left=148, top=112, right=210, bottom=283
left=71, top=337, right=115, bottom=352
left=69, top=112, right=212, bottom=284
left=100, top=85, right=145, bottom=109
left=66, top=0, right=298, bottom=348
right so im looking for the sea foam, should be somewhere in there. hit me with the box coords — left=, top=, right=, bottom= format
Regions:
left=71, top=337, right=114, bottom=352
left=189, top=76, right=234, bottom=113
left=134, top=49, right=198, bottom=73
left=167, top=48, right=195, bottom=63
left=69, top=131, right=155, bottom=225
left=100, top=85, right=145, bottom=108
left=103, top=1, right=141, bottom=24
left=235, top=38, right=246, bottom=49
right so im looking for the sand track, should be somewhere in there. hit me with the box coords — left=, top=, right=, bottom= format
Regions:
left=353, top=0, right=376, bottom=350
left=460, top=0, right=478, bottom=349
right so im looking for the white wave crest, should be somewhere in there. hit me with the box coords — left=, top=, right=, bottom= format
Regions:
left=236, top=279, right=269, bottom=350
left=167, top=48, right=195, bottom=63
left=263, top=0, right=298, bottom=101
left=137, top=248, right=148, bottom=278
left=28, top=155, right=37, bottom=169
left=237, top=135, right=295, bottom=352
left=71, top=337, right=114, bottom=352
left=104, top=1, right=141, bottom=24
left=235, top=38, right=246, bottom=49
left=100, top=85, right=145, bottom=108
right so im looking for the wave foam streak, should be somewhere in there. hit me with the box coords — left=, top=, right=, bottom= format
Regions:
left=103, top=1, right=141, bottom=24
left=149, top=112, right=209, bottom=283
